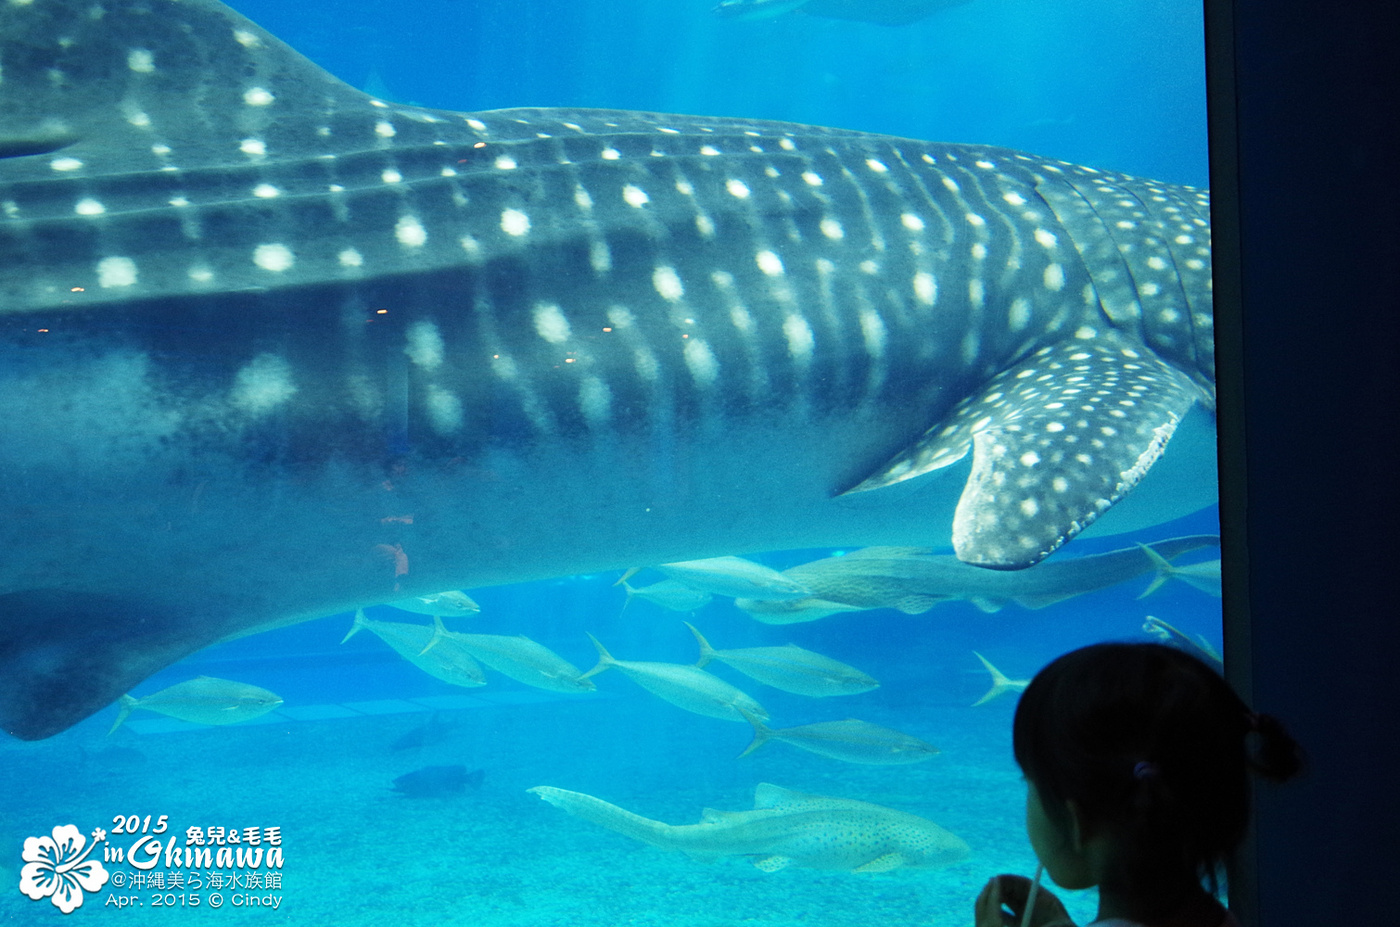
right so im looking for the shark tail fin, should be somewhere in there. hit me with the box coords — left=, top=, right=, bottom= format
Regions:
left=527, top=786, right=670, bottom=846
left=341, top=609, right=370, bottom=644
left=684, top=621, right=717, bottom=668
left=419, top=615, right=449, bottom=655
left=1136, top=543, right=1177, bottom=599
left=971, top=651, right=1015, bottom=707
left=107, top=694, right=139, bottom=736
left=580, top=633, right=616, bottom=680
left=736, top=707, right=772, bottom=758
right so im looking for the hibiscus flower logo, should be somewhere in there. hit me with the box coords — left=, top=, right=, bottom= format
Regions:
left=19, top=825, right=109, bottom=914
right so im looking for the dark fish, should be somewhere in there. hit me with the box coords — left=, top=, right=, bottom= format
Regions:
left=389, top=713, right=463, bottom=752
left=391, top=765, right=485, bottom=798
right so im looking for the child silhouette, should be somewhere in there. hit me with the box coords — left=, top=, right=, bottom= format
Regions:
left=975, top=642, right=1302, bottom=927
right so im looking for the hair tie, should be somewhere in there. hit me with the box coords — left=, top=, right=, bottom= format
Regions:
left=1132, top=761, right=1159, bottom=780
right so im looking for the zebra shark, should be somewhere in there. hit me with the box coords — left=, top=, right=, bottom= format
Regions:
left=0, top=0, right=1215, bottom=740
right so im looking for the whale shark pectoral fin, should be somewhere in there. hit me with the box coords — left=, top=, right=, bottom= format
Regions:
left=0, top=590, right=217, bottom=741
left=844, top=331, right=1200, bottom=569
left=840, top=332, right=1201, bottom=571
left=751, top=855, right=796, bottom=872
left=950, top=336, right=1201, bottom=568
left=853, top=852, right=906, bottom=873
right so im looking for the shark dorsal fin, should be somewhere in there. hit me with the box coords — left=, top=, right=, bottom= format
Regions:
left=0, top=0, right=372, bottom=173
left=753, top=782, right=809, bottom=809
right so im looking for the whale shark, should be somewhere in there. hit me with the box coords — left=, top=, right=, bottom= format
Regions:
left=0, top=0, right=1214, bottom=740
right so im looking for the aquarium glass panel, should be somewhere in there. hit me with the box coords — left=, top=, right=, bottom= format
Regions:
left=0, top=1, right=1218, bottom=923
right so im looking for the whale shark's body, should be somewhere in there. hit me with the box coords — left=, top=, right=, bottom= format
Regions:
left=0, top=0, right=1214, bottom=740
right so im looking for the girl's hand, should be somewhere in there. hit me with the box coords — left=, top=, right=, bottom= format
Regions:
left=974, top=874, right=1076, bottom=927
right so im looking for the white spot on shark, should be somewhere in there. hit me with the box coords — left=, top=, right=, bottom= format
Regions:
left=243, top=87, right=274, bottom=106
left=96, top=256, right=137, bottom=288
left=395, top=216, right=427, bottom=247
left=860, top=310, right=886, bottom=358
left=914, top=272, right=936, bottom=305
left=533, top=304, right=571, bottom=344
left=50, top=157, right=83, bottom=172
left=405, top=321, right=445, bottom=370
left=127, top=49, right=155, bottom=73
left=783, top=314, right=815, bottom=363
left=579, top=376, right=612, bottom=428
left=253, top=243, right=294, bottom=272
left=74, top=198, right=104, bottom=216
left=231, top=354, right=296, bottom=413
left=683, top=338, right=719, bottom=386
left=501, top=208, right=530, bottom=236
left=589, top=240, right=611, bottom=273
left=756, top=250, right=784, bottom=276
left=1007, top=298, right=1032, bottom=332
left=426, top=385, right=463, bottom=434
left=653, top=266, right=684, bottom=301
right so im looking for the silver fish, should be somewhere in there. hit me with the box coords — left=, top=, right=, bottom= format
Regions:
left=1136, top=544, right=1223, bottom=598
left=652, top=557, right=812, bottom=601
left=383, top=590, right=482, bottom=617
left=421, top=617, right=595, bottom=693
left=738, top=711, right=939, bottom=764
left=621, top=579, right=715, bottom=613
left=1142, top=615, right=1223, bottom=667
left=969, top=651, right=1030, bottom=706
left=583, top=634, right=768, bottom=721
left=686, top=622, right=877, bottom=696
left=342, top=609, right=486, bottom=688
left=108, top=676, right=282, bottom=733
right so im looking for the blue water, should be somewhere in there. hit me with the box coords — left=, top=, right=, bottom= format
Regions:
left=1, top=0, right=1214, bottom=923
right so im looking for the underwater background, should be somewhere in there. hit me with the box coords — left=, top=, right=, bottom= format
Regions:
left=1, top=0, right=1215, bottom=924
